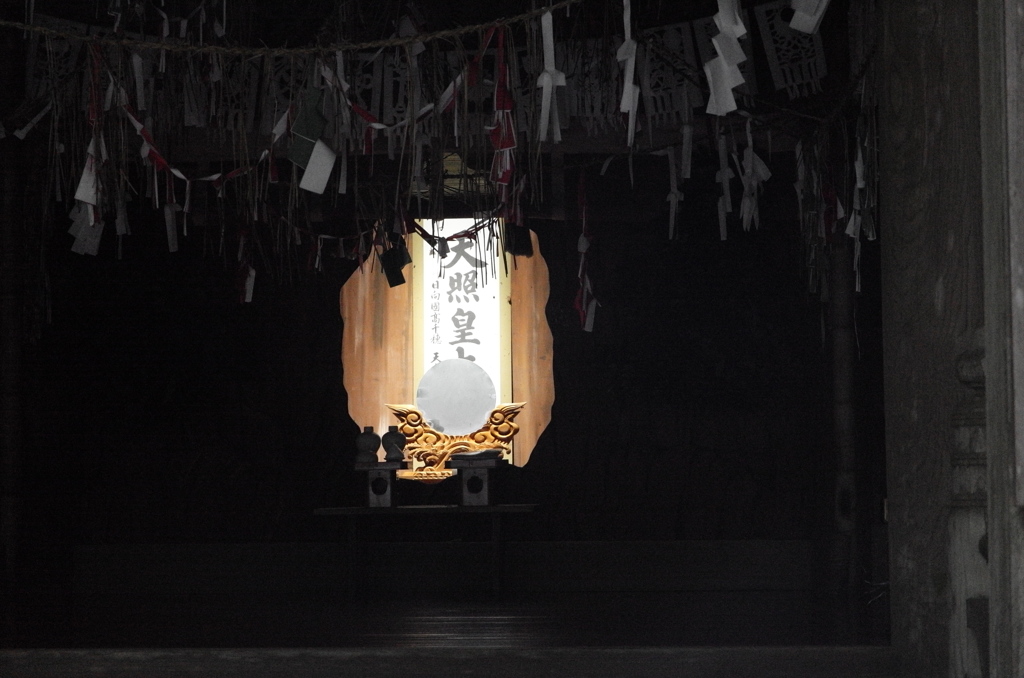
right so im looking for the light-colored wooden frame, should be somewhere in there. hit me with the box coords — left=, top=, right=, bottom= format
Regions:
left=340, top=230, right=553, bottom=467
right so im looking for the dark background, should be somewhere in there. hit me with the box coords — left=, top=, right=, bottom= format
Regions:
left=2, top=0, right=889, bottom=651
left=9, top=150, right=888, bottom=646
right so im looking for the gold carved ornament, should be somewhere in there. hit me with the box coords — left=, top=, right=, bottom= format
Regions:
left=386, top=403, right=526, bottom=481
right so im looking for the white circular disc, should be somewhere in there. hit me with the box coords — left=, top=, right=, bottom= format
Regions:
left=415, top=359, right=496, bottom=436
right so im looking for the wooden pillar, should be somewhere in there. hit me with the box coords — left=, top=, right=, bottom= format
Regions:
left=0, top=19, right=26, bottom=637
left=879, top=0, right=985, bottom=675
left=830, top=237, right=858, bottom=642
left=950, top=343, right=990, bottom=678
left=978, top=1, right=1024, bottom=676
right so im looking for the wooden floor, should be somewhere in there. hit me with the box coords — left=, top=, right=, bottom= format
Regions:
left=42, top=540, right=867, bottom=647
left=3, top=540, right=894, bottom=676
left=2, top=647, right=896, bottom=678
left=4, top=590, right=896, bottom=676
left=63, top=591, right=832, bottom=647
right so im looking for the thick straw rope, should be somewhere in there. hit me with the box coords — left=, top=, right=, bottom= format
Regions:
left=0, top=0, right=582, bottom=55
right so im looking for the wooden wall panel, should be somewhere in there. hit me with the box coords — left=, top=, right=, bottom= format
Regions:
left=879, top=0, right=984, bottom=675
left=509, top=232, right=555, bottom=466
left=340, top=256, right=416, bottom=440
left=978, top=1, right=1024, bottom=675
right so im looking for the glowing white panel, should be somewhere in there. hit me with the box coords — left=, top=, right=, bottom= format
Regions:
left=414, top=219, right=511, bottom=413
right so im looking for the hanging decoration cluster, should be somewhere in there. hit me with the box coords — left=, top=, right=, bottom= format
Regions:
left=1, top=0, right=837, bottom=304
left=795, top=0, right=877, bottom=300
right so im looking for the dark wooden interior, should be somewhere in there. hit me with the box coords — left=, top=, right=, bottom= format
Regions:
left=2, top=0, right=1024, bottom=676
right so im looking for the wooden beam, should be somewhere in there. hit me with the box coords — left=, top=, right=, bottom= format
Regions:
left=978, top=0, right=1024, bottom=675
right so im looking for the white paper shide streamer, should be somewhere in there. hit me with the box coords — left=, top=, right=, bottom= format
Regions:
left=716, top=132, right=734, bottom=239
left=616, top=0, right=640, bottom=146
left=536, top=11, right=565, bottom=143
left=737, top=119, right=771, bottom=231
left=790, top=0, right=831, bottom=34
left=653, top=147, right=683, bottom=239
left=70, top=135, right=105, bottom=255
left=704, top=0, right=748, bottom=116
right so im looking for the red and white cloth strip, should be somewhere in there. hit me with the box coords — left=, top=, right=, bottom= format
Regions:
left=118, top=92, right=286, bottom=258
left=121, top=97, right=287, bottom=204
left=574, top=172, right=598, bottom=332
left=488, top=27, right=516, bottom=202
left=438, top=26, right=497, bottom=115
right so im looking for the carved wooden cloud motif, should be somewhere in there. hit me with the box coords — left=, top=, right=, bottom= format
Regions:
left=387, top=403, right=525, bottom=481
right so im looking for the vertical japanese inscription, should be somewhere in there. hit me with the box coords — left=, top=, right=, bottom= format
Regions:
left=417, top=220, right=506, bottom=404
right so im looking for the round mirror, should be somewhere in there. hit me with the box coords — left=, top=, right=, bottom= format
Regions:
left=416, top=359, right=496, bottom=435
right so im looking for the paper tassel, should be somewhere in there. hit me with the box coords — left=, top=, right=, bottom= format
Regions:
left=73, top=136, right=101, bottom=205
left=14, top=101, right=51, bottom=139
left=716, top=132, right=734, bottom=213
left=164, top=203, right=178, bottom=252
